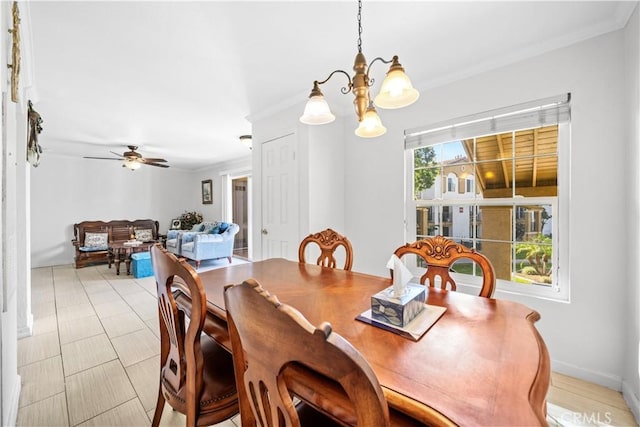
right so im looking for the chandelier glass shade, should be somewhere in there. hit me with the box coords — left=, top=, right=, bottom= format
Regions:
left=355, top=106, right=386, bottom=138
left=373, top=57, right=420, bottom=109
left=299, top=0, right=419, bottom=137
left=299, top=84, right=335, bottom=125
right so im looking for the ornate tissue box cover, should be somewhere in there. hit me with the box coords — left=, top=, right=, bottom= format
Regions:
left=371, top=284, right=426, bottom=327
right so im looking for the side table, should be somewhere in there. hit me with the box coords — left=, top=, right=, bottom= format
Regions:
left=109, top=241, right=155, bottom=275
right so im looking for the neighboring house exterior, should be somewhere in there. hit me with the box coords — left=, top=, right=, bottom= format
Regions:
left=416, top=150, right=552, bottom=244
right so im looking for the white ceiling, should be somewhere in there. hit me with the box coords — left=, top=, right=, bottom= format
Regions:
left=27, top=1, right=635, bottom=170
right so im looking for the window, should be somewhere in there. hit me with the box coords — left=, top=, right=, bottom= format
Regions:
left=466, top=178, right=473, bottom=193
left=447, top=175, right=456, bottom=192
left=442, top=206, right=451, bottom=222
left=405, top=94, right=570, bottom=300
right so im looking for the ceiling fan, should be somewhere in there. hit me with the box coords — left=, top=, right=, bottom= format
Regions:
left=84, top=145, right=169, bottom=170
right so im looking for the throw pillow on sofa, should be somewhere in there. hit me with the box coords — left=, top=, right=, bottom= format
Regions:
left=135, top=229, right=153, bottom=242
left=201, top=222, right=219, bottom=234
left=191, top=223, right=204, bottom=232
left=218, top=222, right=229, bottom=233
left=83, top=232, right=108, bottom=251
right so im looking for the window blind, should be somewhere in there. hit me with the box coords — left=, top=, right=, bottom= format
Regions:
left=404, top=93, right=571, bottom=150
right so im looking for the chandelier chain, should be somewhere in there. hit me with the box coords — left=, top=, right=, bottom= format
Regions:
left=357, top=0, right=362, bottom=53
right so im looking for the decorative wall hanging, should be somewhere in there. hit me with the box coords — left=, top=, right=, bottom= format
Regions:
left=8, top=1, right=21, bottom=103
left=27, top=100, right=43, bottom=167
left=201, top=179, right=213, bottom=204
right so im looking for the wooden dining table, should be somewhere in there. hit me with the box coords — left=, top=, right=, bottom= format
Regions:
left=174, top=258, right=550, bottom=426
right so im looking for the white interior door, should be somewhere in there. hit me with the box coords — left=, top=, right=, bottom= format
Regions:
left=261, top=133, right=298, bottom=260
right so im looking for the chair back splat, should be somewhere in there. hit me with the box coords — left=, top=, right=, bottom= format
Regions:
left=298, top=228, right=353, bottom=271
left=224, top=279, right=390, bottom=426
left=393, top=235, right=496, bottom=298
left=150, top=244, right=238, bottom=427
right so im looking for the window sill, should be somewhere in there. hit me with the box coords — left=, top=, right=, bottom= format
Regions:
left=455, top=280, right=570, bottom=303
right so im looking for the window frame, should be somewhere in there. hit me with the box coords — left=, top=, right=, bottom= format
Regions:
left=446, top=174, right=456, bottom=193
left=403, top=101, right=571, bottom=302
left=465, top=177, right=473, bottom=193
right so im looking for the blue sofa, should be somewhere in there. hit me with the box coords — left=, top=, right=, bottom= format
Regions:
left=166, top=221, right=217, bottom=256
left=166, top=221, right=239, bottom=268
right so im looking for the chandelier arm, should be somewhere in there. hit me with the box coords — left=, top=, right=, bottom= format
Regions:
left=316, top=69, right=354, bottom=95
left=365, top=56, right=399, bottom=87
left=367, top=56, right=395, bottom=73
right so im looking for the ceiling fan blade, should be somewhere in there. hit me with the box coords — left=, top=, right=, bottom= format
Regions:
left=83, top=156, right=122, bottom=160
left=84, top=148, right=167, bottom=168
left=144, top=162, right=170, bottom=168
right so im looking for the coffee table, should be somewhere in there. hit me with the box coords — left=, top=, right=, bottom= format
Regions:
left=108, top=241, right=155, bottom=275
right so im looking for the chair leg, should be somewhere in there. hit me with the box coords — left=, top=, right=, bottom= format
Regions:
left=151, top=387, right=166, bottom=427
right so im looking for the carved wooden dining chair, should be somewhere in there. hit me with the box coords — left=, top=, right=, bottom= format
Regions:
left=224, top=279, right=390, bottom=427
left=150, top=244, right=239, bottom=427
left=393, top=235, right=496, bottom=298
left=298, top=228, right=354, bottom=271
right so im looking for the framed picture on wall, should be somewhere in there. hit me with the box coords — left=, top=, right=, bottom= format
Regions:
left=202, top=179, right=213, bottom=204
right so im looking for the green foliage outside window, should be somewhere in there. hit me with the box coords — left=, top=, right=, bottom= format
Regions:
left=414, top=146, right=438, bottom=198
left=516, top=234, right=552, bottom=277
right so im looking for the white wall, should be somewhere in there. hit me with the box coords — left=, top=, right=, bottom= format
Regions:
left=306, top=119, right=346, bottom=234
left=624, top=3, right=640, bottom=419
left=29, top=153, right=253, bottom=268
left=254, top=26, right=635, bottom=394
left=192, top=156, right=251, bottom=223
left=356, top=32, right=629, bottom=389
left=1, top=94, right=22, bottom=427
left=251, top=107, right=348, bottom=262
left=344, top=30, right=629, bottom=389
left=30, top=154, right=197, bottom=267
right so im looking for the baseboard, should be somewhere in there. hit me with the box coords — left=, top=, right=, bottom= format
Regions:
left=622, top=380, right=640, bottom=425
left=551, top=359, right=622, bottom=391
left=5, top=374, right=21, bottom=426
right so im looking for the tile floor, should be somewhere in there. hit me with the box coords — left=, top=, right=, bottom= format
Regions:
left=16, top=263, right=638, bottom=426
left=17, top=263, right=236, bottom=427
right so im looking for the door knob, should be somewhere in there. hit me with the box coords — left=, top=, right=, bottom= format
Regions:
left=261, top=229, right=268, bottom=235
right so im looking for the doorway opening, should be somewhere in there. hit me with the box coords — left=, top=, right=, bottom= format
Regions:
left=231, top=176, right=250, bottom=259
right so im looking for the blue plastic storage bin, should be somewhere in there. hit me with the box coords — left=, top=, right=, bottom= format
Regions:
left=131, top=251, right=153, bottom=278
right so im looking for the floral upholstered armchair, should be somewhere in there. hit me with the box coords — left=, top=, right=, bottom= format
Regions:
left=166, top=221, right=239, bottom=267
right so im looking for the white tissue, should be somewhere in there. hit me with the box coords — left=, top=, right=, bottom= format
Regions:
left=386, top=254, right=413, bottom=298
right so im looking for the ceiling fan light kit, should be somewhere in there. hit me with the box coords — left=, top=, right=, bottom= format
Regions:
left=84, top=145, right=169, bottom=170
left=239, top=134, right=253, bottom=150
left=123, top=158, right=141, bottom=170
left=299, top=0, right=419, bottom=138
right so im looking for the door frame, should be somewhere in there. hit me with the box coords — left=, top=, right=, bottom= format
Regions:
left=222, top=169, right=252, bottom=259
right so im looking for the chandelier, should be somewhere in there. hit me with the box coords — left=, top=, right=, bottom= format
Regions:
left=299, top=0, right=419, bottom=138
